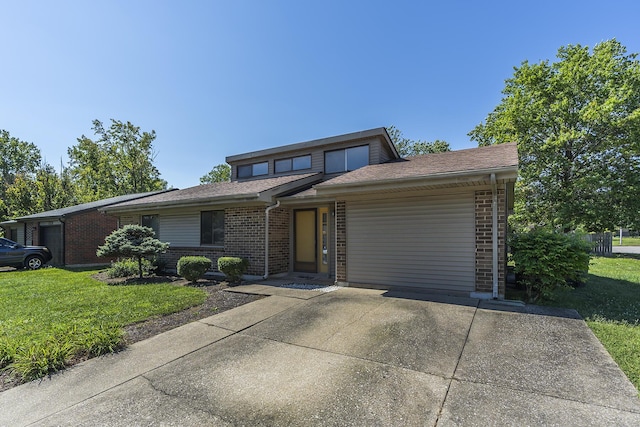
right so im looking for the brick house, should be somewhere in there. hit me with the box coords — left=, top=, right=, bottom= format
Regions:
left=102, top=128, right=518, bottom=299
left=0, top=191, right=171, bottom=267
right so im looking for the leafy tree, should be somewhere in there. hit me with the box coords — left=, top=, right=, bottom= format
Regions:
left=4, top=164, right=78, bottom=218
left=0, top=130, right=42, bottom=220
left=67, top=135, right=114, bottom=201
left=386, top=125, right=450, bottom=157
left=4, top=174, right=34, bottom=218
left=469, top=39, right=640, bottom=232
left=68, top=119, right=167, bottom=202
left=96, top=225, right=169, bottom=279
left=200, top=163, right=231, bottom=184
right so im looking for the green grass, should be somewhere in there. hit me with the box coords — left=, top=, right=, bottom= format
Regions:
left=540, top=254, right=640, bottom=391
left=0, top=268, right=206, bottom=381
left=613, top=236, right=640, bottom=246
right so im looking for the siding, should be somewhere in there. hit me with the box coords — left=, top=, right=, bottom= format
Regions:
left=346, top=192, right=475, bottom=294
left=231, top=136, right=394, bottom=180
left=159, top=212, right=201, bottom=247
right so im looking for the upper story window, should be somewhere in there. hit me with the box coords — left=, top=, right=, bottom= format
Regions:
left=237, top=161, right=268, bottom=178
left=324, top=145, right=369, bottom=173
left=274, top=154, right=312, bottom=173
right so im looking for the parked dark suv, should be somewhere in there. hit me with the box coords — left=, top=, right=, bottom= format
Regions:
left=0, top=238, right=52, bottom=270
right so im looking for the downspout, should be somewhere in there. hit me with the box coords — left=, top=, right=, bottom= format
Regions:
left=264, top=201, right=281, bottom=279
left=491, top=173, right=499, bottom=299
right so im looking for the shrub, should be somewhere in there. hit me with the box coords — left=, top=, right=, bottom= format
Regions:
left=97, top=225, right=169, bottom=279
left=106, top=258, right=154, bottom=278
left=151, top=256, right=168, bottom=274
left=217, top=257, right=249, bottom=284
left=177, top=256, right=212, bottom=282
left=510, top=228, right=592, bottom=302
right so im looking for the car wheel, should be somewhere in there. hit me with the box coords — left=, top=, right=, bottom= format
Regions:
left=25, top=256, right=44, bottom=270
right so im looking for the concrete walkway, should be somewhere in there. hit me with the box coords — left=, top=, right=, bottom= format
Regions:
left=1, top=285, right=639, bottom=426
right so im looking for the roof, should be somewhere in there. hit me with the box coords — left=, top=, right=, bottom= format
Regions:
left=315, top=143, right=518, bottom=193
left=225, top=127, right=399, bottom=163
left=102, top=173, right=323, bottom=212
left=14, top=191, right=173, bottom=221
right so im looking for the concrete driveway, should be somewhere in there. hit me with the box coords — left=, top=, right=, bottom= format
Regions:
left=1, top=285, right=639, bottom=426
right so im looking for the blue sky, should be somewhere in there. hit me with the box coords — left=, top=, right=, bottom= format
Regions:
left=2, top=0, right=639, bottom=189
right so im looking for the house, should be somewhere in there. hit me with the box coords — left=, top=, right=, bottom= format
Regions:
left=0, top=191, right=172, bottom=267
left=102, top=128, right=518, bottom=298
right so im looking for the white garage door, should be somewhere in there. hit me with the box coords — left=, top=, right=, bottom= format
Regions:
left=346, top=192, right=475, bottom=294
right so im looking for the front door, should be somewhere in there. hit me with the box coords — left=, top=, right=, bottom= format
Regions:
left=294, top=209, right=316, bottom=272
left=294, top=208, right=330, bottom=274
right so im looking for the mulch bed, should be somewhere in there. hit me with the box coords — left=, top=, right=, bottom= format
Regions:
left=0, top=273, right=263, bottom=392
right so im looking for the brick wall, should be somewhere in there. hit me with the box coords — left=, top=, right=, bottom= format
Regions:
left=225, top=206, right=266, bottom=275
left=65, top=211, right=119, bottom=265
left=335, top=201, right=347, bottom=282
left=162, top=206, right=269, bottom=276
left=26, top=222, right=36, bottom=245
left=268, top=207, right=289, bottom=275
left=475, top=188, right=507, bottom=296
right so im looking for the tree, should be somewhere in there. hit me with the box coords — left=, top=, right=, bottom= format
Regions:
left=200, top=163, right=231, bottom=184
left=96, top=225, right=169, bottom=279
left=4, top=163, right=78, bottom=218
left=0, top=130, right=42, bottom=221
left=68, top=119, right=167, bottom=202
left=386, top=126, right=450, bottom=157
left=469, top=39, right=640, bottom=232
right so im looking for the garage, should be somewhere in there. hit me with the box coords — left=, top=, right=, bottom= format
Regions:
left=346, top=191, right=475, bottom=294
left=40, top=225, right=63, bottom=266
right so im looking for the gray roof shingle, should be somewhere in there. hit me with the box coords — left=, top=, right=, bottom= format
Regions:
left=15, top=191, right=172, bottom=220
left=316, top=142, right=518, bottom=189
left=103, top=173, right=322, bottom=210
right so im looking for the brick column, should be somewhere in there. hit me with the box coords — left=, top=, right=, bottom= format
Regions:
left=335, top=201, right=347, bottom=283
left=268, top=207, right=290, bottom=275
left=225, top=206, right=266, bottom=276
left=475, top=188, right=507, bottom=297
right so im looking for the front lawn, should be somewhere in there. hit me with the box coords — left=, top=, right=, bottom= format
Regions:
left=540, top=255, right=640, bottom=392
left=613, top=236, right=640, bottom=246
left=0, top=268, right=206, bottom=383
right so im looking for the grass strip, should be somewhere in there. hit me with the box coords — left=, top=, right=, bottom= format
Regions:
left=0, top=268, right=205, bottom=381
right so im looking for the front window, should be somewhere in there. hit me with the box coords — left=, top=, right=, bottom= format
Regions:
left=141, top=215, right=159, bottom=237
left=201, top=210, right=224, bottom=245
left=324, top=145, right=369, bottom=173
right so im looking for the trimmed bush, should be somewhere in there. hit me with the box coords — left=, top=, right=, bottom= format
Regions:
left=218, top=257, right=249, bottom=284
left=510, top=228, right=592, bottom=302
left=177, top=256, right=212, bottom=282
left=106, top=258, right=154, bottom=278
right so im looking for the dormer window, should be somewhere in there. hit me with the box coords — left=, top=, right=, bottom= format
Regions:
left=324, top=145, right=369, bottom=173
left=275, top=155, right=312, bottom=173
left=238, top=161, right=268, bottom=178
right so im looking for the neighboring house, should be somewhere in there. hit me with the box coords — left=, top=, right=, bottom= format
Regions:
left=102, top=128, right=518, bottom=298
left=0, top=191, right=172, bottom=267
